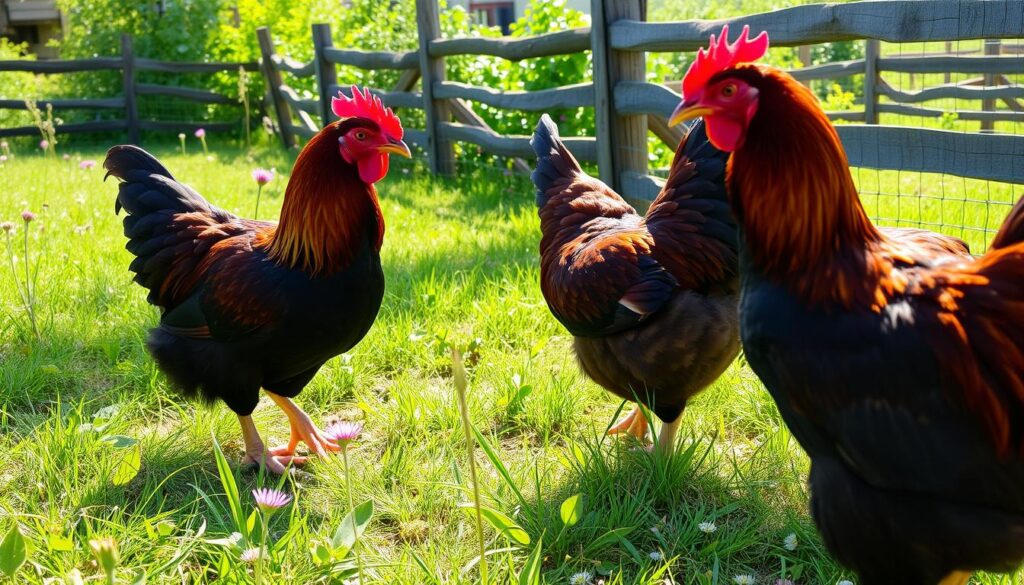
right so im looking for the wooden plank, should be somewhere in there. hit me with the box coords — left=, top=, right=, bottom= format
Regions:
left=321, top=47, right=418, bottom=70
left=296, top=108, right=321, bottom=136
left=0, top=98, right=124, bottom=110
left=877, top=103, right=1024, bottom=123
left=838, top=125, right=1024, bottom=184
left=136, top=83, right=235, bottom=105
left=312, top=23, right=338, bottom=128
left=864, top=39, right=879, bottom=124
left=286, top=123, right=317, bottom=139
left=138, top=120, right=239, bottom=133
left=608, top=1, right=1024, bottom=52
left=134, top=59, right=259, bottom=73
left=257, top=27, right=296, bottom=149
left=789, top=58, right=866, bottom=82
left=438, top=122, right=598, bottom=163
left=0, top=120, right=128, bottom=137
left=393, top=68, right=421, bottom=92
left=877, top=55, right=1024, bottom=75
left=648, top=114, right=684, bottom=149
left=270, top=54, right=314, bottom=77
left=797, top=45, right=813, bottom=88
left=389, top=69, right=422, bottom=113
left=828, top=111, right=866, bottom=122
left=447, top=98, right=531, bottom=174
left=615, top=80, right=678, bottom=117
left=981, top=40, right=1000, bottom=132
left=121, top=34, right=139, bottom=145
left=433, top=81, right=594, bottom=110
left=329, top=85, right=423, bottom=109
left=279, top=85, right=320, bottom=114
left=876, top=78, right=1024, bottom=104
left=0, top=58, right=121, bottom=73
left=430, top=28, right=591, bottom=60
left=403, top=128, right=428, bottom=148
left=591, top=0, right=614, bottom=186
left=608, top=0, right=647, bottom=194
left=416, top=0, right=454, bottom=175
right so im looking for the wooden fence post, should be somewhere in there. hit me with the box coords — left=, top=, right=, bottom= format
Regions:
left=257, top=27, right=295, bottom=149
left=415, top=0, right=454, bottom=175
left=863, top=39, right=880, bottom=125
left=797, top=45, right=812, bottom=88
left=592, top=0, right=647, bottom=196
left=312, top=23, right=338, bottom=128
left=121, top=34, right=139, bottom=145
left=981, top=39, right=1000, bottom=132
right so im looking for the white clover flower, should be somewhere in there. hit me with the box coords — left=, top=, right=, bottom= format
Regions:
left=783, top=532, right=797, bottom=551
left=240, top=547, right=262, bottom=563
left=648, top=550, right=664, bottom=561
left=698, top=521, right=717, bottom=533
left=733, top=575, right=755, bottom=585
left=569, top=571, right=593, bottom=585
left=837, top=581, right=855, bottom=585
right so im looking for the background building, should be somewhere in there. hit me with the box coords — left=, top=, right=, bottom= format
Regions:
left=0, top=0, right=65, bottom=58
left=447, top=0, right=590, bottom=34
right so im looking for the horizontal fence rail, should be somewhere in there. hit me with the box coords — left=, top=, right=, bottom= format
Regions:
left=429, top=28, right=591, bottom=60
left=322, top=48, right=418, bottom=70
left=608, top=0, right=1024, bottom=51
left=0, top=34, right=253, bottom=144
left=433, top=81, right=595, bottom=110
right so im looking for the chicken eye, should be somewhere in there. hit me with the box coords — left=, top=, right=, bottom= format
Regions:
left=354, top=131, right=367, bottom=141
left=721, top=84, right=737, bottom=98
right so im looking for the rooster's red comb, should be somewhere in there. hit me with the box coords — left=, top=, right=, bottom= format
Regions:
left=681, top=25, right=769, bottom=99
left=332, top=85, right=404, bottom=139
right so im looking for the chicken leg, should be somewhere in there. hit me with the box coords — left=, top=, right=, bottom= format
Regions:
left=656, top=416, right=682, bottom=456
left=608, top=405, right=650, bottom=443
left=238, top=414, right=306, bottom=474
left=937, top=572, right=971, bottom=585
left=266, top=392, right=341, bottom=458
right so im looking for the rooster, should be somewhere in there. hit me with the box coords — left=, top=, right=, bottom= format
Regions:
left=105, top=87, right=410, bottom=473
left=530, top=113, right=739, bottom=454
left=670, top=26, right=1024, bottom=584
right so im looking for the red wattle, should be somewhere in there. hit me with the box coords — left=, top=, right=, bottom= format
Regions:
left=357, top=154, right=389, bottom=184
left=705, top=117, right=744, bottom=152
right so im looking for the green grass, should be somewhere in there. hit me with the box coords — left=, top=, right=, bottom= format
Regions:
left=0, top=144, right=1022, bottom=585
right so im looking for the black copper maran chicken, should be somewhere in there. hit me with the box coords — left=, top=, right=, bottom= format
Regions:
left=106, top=87, right=409, bottom=473
left=531, top=114, right=739, bottom=453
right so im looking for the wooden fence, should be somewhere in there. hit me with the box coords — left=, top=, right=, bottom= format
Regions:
left=258, top=0, right=1024, bottom=205
left=0, top=34, right=257, bottom=143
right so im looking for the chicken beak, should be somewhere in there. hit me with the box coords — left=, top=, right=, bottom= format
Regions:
left=669, top=101, right=713, bottom=127
left=377, top=138, right=412, bottom=158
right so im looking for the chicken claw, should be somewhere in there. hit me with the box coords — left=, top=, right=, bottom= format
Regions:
left=608, top=405, right=651, bottom=443
left=267, top=393, right=341, bottom=458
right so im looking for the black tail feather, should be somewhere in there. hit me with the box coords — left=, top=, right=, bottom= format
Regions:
left=530, top=114, right=583, bottom=209
left=104, top=144, right=174, bottom=179
left=104, top=145, right=212, bottom=216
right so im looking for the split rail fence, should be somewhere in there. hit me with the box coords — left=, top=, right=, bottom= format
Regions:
left=0, top=34, right=256, bottom=144
left=260, top=0, right=1024, bottom=205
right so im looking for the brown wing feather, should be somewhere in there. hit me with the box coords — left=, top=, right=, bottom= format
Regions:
left=901, top=242, right=1024, bottom=456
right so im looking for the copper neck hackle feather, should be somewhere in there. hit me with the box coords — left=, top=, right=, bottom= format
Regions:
left=726, top=65, right=890, bottom=309
left=263, top=119, right=385, bottom=275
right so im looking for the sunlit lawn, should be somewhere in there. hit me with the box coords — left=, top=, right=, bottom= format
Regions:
left=0, top=142, right=1022, bottom=584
